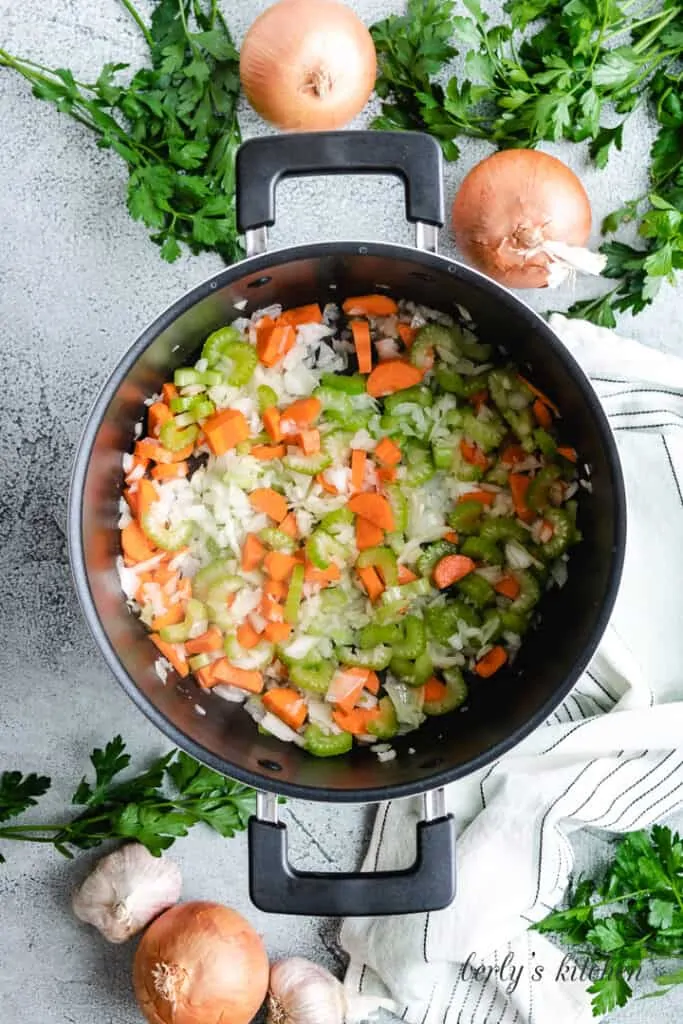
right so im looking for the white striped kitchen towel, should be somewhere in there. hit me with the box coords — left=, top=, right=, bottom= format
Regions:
left=341, top=315, right=683, bottom=1024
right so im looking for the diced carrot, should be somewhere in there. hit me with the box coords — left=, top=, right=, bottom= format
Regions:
left=203, top=408, right=249, bottom=456
left=262, top=406, right=282, bottom=443
left=533, top=398, right=553, bottom=429
left=162, top=382, right=179, bottom=405
left=328, top=667, right=369, bottom=712
left=150, top=634, right=189, bottom=678
left=279, top=512, right=298, bottom=539
left=494, top=575, right=521, bottom=600
left=257, top=323, right=295, bottom=367
left=262, top=687, right=307, bottom=730
left=249, top=488, right=288, bottom=523
left=136, top=478, right=158, bottom=523
left=211, top=660, right=264, bottom=693
left=348, top=492, right=395, bottom=531
left=316, top=473, right=339, bottom=494
left=366, top=359, right=423, bottom=398
left=151, top=603, right=185, bottom=631
left=443, top=530, right=459, bottom=543
left=517, top=374, right=560, bottom=417
left=264, top=551, right=297, bottom=582
left=424, top=676, right=448, bottom=703
left=333, top=706, right=380, bottom=735
left=195, top=665, right=217, bottom=689
left=264, top=579, right=287, bottom=601
left=397, top=323, right=418, bottom=348
left=475, top=645, right=508, bottom=678
left=433, top=554, right=476, bottom=589
left=375, top=437, right=402, bottom=467
left=251, top=444, right=287, bottom=460
left=148, top=402, right=174, bottom=437
left=283, top=397, right=321, bottom=426
left=351, top=449, right=367, bottom=492
left=304, top=562, right=341, bottom=586
left=277, top=303, right=323, bottom=326
left=351, top=320, right=372, bottom=374
left=357, top=565, right=384, bottom=602
left=377, top=466, right=397, bottom=483
left=185, top=625, right=223, bottom=655
left=153, top=565, right=176, bottom=585
left=459, top=490, right=495, bottom=507
left=460, top=438, right=489, bottom=469
left=557, top=446, right=578, bottom=463
left=397, top=565, right=418, bottom=584
left=260, top=595, right=285, bottom=622
left=242, top=533, right=266, bottom=571
left=124, top=487, right=139, bottom=517
left=297, top=429, right=320, bottom=455
left=355, top=516, right=384, bottom=551
left=500, top=444, right=526, bottom=467
left=469, top=389, right=490, bottom=413
left=237, top=621, right=263, bottom=650
left=509, top=473, right=534, bottom=524
left=342, top=294, right=398, bottom=317
left=121, top=521, right=157, bottom=563
left=135, top=438, right=194, bottom=464
left=151, top=461, right=188, bottom=481
left=264, top=621, right=293, bottom=643
left=365, top=670, right=380, bottom=695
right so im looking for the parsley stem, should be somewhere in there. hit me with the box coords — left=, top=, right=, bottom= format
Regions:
left=632, top=7, right=679, bottom=55
left=119, top=0, right=155, bottom=53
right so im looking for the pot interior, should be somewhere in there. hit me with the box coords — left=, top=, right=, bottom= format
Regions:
left=70, top=244, right=625, bottom=801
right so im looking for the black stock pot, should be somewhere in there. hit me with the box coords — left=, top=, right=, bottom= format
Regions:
left=68, top=131, right=625, bottom=918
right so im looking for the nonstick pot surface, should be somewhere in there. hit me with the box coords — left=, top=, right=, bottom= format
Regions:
left=68, top=242, right=626, bottom=802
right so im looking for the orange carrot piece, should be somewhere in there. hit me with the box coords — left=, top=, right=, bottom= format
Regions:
left=342, top=294, right=398, bottom=317
left=475, top=645, right=508, bottom=678
left=195, top=665, right=217, bottom=689
left=260, top=594, right=285, bottom=622
left=249, top=488, right=288, bottom=523
left=333, top=706, right=380, bottom=735
left=124, top=487, right=139, bottom=517
left=237, top=621, right=263, bottom=650
left=494, top=575, right=521, bottom=601
left=366, top=359, right=423, bottom=398
left=151, top=603, right=185, bottom=632
left=444, top=530, right=459, bottom=544
left=348, top=492, right=395, bottom=531
left=151, top=461, right=188, bottom=481
left=357, top=565, right=384, bottom=602
left=257, top=323, right=295, bottom=367
left=150, top=634, right=189, bottom=677
left=328, top=667, right=369, bottom=712
left=277, top=303, right=323, bottom=326
left=316, top=473, right=339, bottom=495
left=533, top=398, right=553, bottom=429
left=377, top=466, right=397, bottom=483
left=125, top=455, right=149, bottom=485
left=304, top=562, right=341, bottom=586
left=283, top=397, right=321, bottom=426
left=262, top=406, right=282, bottom=443
left=397, top=565, right=419, bottom=584
left=351, top=449, right=367, bottom=492
left=351, top=320, right=372, bottom=374
left=433, top=554, right=476, bottom=589
left=500, top=444, right=526, bottom=467
left=424, top=677, right=448, bottom=703
left=251, top=444, right=287, bottom=460
left=469, top=389, right=490, bottom=413
left=242, top=533, right=266, bottom=571
left=279, top=512, right=298, bottom=539
left=375, top=437, right=402, bottom=466
left=297, top=429, right=320, bottom=455
left=264, top=621, right=293, bottom=643
left=121, top=521, right=157, bottom=563
left=162, top=382, right=179, bottom=405
left=397, top=323, right=418, bottom=348
left=203, top=408, right=249, bottom=456
left=459, top=490, right=496, bottom=507
left=460, top=438, right=489, bottom=469
left=136, top=478, right=158, bottom=523
left=509, top=473, right=534, bottom=524
left=263, top=687, right=308, bottom=730
left=263, top=579, right=288, bottom=601
left=148, top=402, right=174, bottom=437
left=135, top=438, right=194, bottom=464
left=557, top=446, right=578, bottom=463
left=263, top=551, right=297, bottom=582
left=211, top=659, right=264, bottom=693
left=355, top=515, right=385, bottom=551
left=185, top=625, right=223, bottom=655
left=365, top=670, right=380, bottom=695
left=517, top=374, right=560, bottom=417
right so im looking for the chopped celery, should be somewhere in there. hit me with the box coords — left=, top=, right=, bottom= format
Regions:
left=381, top=578, right=432, bottom=605
left=201, top=325, right=242, bottom=364
left=257, top=385, right=278, bottom=413
left=160, top=599, right=208, bottom=643
left=283, top=451, right=333, bottom=475
left=385, top=485, right=408, bottom=532
left=392, top=615, right=426, bottom=658
left=188, top=653, right=213, bottom=671
left=448, top=500, right=484, bottom=534
left=356, top=546, right=398, bottom=586
left=432, top=440, right=455, bottom=469
left=462, top=410, right=506, bottom=453
left=455, top=328, right=493, bottom=362
left=390, top=650, right=433, bottom=686
left=384, top=680, right=425, bottom=727
left=509, top=570, right=541, bottom=614
left=501, top=609, right=530, bottom=634
left=304, top=724, right=353, bottom=757
left=534, top=428, right=557, bottom=457
left=259, top=527, right=297, bottom=553
left=480, top=517, right=528, bottom=544
left=320, top=507, right=354, bottom=534
left=320, top=373, right=367, bottom=395
left=289, top=660, right=335, bottom=694
left=538, top=507, right=573, bottom=559
left=206, top=577, right=244, bottom=629
left=313, top=386, right=353, bottom=421
left=527, top=465, right=562, bottom=512
left=416, top=540, right=459, bottom=577
left=140, top=510, right=192, bottom=551
left=358, top=622, right=401, bottom=648
left=367, top=696, right=399, bottom=739
left=410, top=323, right=454, bottom=367
left=460, top=536, right=504, bottom=566
left=403, top=442, right=435, bottom=485
left=159, top=419, right=199, bottom=451
left=424, top=669, right=468, bottom=715
left=503, top=407, right=535, bottom=447
left=425, top=600, right=480, bottom=642
left=306, top=529, right=347, bottom=569
left=337, top=644, right=393, bottom=670
left=174, top=367, right=221, bottom=388
left=457, top=573, right=496, bottom=608
left=284, top=564, right=305, bottom=624
left=384, top=386, right=433, bottom=413
left=223, top=635, right=274, bottom=668
left=192, top=559, right=238, bottom=601
left=202, top=332, right=257, bottom=386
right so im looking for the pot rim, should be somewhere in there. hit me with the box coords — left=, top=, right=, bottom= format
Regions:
left=67, top=240, right=627, bottom=803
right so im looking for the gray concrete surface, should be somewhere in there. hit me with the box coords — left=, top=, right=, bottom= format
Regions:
left=0, top=2, right=681, bottom=1022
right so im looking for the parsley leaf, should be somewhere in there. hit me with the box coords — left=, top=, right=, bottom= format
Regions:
left=0, top=772, right=51, bottom=825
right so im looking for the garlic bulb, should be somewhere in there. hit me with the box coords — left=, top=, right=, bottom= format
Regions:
left=72, top=843, right=182, bottom=943
left=268, top=957, right=397, bottom=1024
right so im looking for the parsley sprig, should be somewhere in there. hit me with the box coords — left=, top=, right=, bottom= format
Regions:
left=0, top=0, right=243, bottom=263
left=370, top=0, right=683, bottom=326
left=533, top=825, right=683, bottom=1016
left=0, top=736, right=255, bottom=863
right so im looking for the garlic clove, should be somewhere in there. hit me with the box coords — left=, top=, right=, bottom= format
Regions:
left=268, top=957, right=397, bottom=1024
left=72, top=842, right=182, bottom=943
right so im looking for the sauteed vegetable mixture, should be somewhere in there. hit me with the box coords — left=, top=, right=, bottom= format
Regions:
left=117, top=297, right=583, bottom=758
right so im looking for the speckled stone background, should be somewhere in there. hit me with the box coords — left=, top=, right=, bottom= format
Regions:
left=0, top=2, right=681, bottom=1022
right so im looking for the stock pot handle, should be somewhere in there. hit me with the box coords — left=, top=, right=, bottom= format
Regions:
left=235, top=130, right=444, bottom=235
left=248, top=790, right=456, bottom=916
